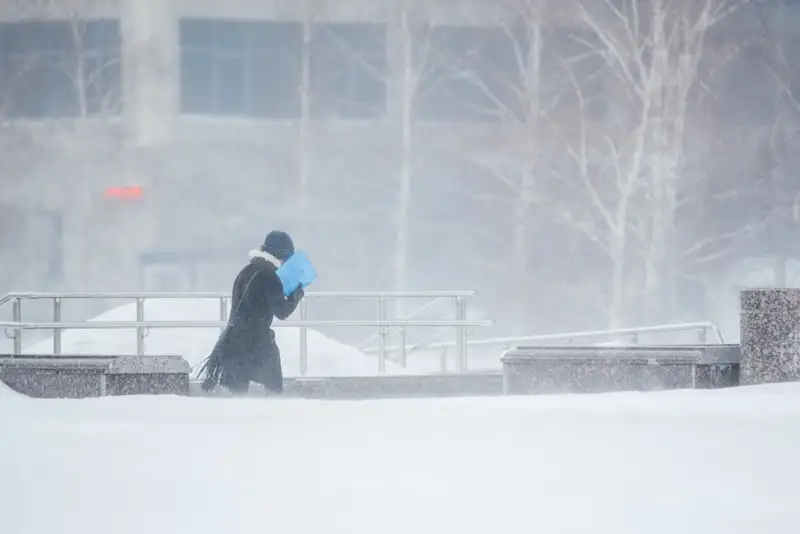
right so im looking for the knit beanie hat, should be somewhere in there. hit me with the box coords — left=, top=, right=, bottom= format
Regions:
left=261, top=230, right=295, bottom=261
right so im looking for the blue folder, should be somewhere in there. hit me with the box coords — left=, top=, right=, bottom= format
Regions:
left=276, top=250, right=318, bottom=297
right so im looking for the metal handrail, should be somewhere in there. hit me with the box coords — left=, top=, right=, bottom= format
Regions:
left=443, top=322, right=724, bottom=346
left=363, top=321, right=725, bottom=355
left=0, top=290, right=487, bottom=375
left=0, top=291, right=477, bottom=300
left=0, top=320, right=492, bottom=329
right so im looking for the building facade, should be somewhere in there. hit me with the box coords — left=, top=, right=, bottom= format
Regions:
left=1, top=0, right=551, bottom=295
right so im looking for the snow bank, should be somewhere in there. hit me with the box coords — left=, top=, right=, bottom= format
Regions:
left=25, top=298, right=402, bottom=377
left=0, top=380, right=27, bottom=401
left=1, top=384, right=800, bottom=534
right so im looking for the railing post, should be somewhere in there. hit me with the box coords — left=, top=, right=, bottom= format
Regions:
left=12, top=297, right=21, bottom=355
left=439, top=347, right=448, bottom=374
left=136, top=297, right=145, bottom=356
left=455, top=296, right=467, bottom=373
left=629, top=333, right=639, bottom=345
left=53, top=297, right=62, bottom=355
left=219, top=296, right=228, bottom=329
left=398, top=327, right=407, bottom=367
left=377, top=296, right=387, bottom=374
left=699, top=327, right=707, bottom=344
left=299, top=299, right=308, bottom=376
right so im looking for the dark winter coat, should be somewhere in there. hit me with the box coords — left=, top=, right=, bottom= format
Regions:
left=199, top=250, right=303, bottom=394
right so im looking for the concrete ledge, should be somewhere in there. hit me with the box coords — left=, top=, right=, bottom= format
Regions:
left=0, top=354, right=191, bottom=398
left=190, top=373, right=504, bottom=399
left=0, top=355, right=190, bottom=374
left=501, top=345, right=740, bottom=395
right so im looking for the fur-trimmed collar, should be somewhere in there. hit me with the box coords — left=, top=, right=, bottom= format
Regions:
left=248, top=249, right=282, bottom=269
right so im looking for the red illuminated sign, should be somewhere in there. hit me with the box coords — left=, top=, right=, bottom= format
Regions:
left=104, top=186, right=143, bottom=201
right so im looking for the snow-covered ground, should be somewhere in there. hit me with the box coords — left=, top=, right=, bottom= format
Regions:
left=2, top=383, right=800, bottom=534
left=25, top=298, right=410, bottom=377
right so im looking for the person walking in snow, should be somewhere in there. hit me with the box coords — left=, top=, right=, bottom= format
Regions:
left=199, top=230, right=304, bottom=395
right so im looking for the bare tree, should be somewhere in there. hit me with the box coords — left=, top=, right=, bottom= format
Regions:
left=296, top=0, right=315, bottom=244
left=391, top=3, right=415, bottom=310
left=449, top=0, right=614, bottom=327
left=386, top=2, right=445, bottom=313
left=313, top=4, right=446, bottom=314
left=456, top=0, right=752, bottom=327
left=479, top=1, right=555, bottom=314
left=572, top=0, right=744, bottom=322
left=63, top=18, right=122, bottom=118
left=292, top=8, right=397, bottom=266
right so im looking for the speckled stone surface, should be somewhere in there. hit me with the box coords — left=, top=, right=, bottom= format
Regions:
left=501, top=346, right=740, bottom=395
left=0, top=369, right=104, bottom=398
left=106, top=374, right=189, bottom=396
left=0, top=354, right=190, bottom=375
left=190, top=373, right=504, bottom=399
left=107, top=355, right=191, bottom=375
left=740, top=288, right=800, bottom=385
left=0, top=354, right=191, bottom=398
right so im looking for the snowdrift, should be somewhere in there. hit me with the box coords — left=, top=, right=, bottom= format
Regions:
left=0, top=380, right=27, bottom=401
left=25, top=298, right=402, bottom=377
left=2, top=384, right=800, bottom=534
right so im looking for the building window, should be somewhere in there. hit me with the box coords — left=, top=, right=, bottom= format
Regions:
left=415, top=25, right=521, bottom=122
left=0, top=19, right=121, bottom=119
left=309, top=23, right=387, bottom=119
left=179, top=19, right=302, bottom=118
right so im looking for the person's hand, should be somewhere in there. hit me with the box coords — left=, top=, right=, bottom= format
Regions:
left=289, top=287, right=304, bottom=303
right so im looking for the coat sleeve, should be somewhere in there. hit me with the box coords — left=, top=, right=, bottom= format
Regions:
left=264, top=271, right=301, bottom=320
left=228, top=266, right=257, bottom=324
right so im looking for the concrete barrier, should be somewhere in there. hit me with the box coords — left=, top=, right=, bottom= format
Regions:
left=740, top=288, right=800, bottom=385
left=0, top=354, right=191, bottom=398
left=190, top=373, right=504, bottom=399
left=501, top=345, right=740, bottom=395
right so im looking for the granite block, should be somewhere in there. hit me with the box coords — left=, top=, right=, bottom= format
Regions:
left=741, top=288, right=800, bottom=314
left=740, top=288, right=800, bottom=385
left=501, top=346, right=739, bottom=395
left=0, top=368, right=104, bottom=398
left=107, top=355, right=191, bottom=375
left=504, top=345, right=740, bottom=364
left=0, top=354, right=191, bottom=398
left=0, top=354, right=190, bottom=375
left=106, top=373, right=189, bottom=396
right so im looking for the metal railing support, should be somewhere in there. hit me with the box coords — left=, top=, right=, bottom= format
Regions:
left=136, top=297, right=145, bottom=356
left=398, top=327, right=407, bottom=367
left=299, top=299, right=308, bottom=376
left=12, top=297, right=21, bottom=355
left=53, top=297, right=62, bottom=355
left=377, top=296, right=388, bottom=374
left=218, top=296, right=228, bottom=334
left=455, top=296, right=468, bottom=373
